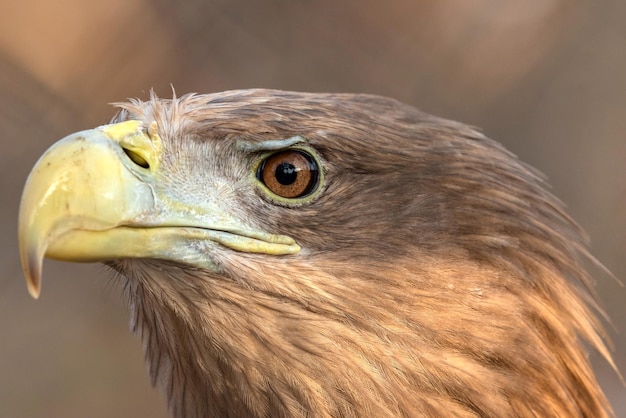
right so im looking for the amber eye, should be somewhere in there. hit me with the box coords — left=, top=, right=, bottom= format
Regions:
left=257, top=150, right=319, bottom=198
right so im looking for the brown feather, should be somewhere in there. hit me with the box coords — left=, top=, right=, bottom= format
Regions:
left=108, top=89, right=615, bottom=417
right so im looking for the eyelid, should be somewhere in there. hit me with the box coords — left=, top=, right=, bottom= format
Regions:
left=238, top=136, right=305, bottom=152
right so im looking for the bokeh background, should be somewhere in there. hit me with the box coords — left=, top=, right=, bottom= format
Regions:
left=1, top=0, right=624, bottom=416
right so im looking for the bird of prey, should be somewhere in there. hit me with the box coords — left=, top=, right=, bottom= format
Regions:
left=18, top=89, right=617, bottom=417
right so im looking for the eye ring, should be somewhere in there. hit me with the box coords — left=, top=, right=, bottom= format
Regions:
left=256, top=150, right=320, bottom=199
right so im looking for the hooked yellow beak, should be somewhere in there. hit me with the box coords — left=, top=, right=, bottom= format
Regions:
left=18, top=120, right=299, bottom=299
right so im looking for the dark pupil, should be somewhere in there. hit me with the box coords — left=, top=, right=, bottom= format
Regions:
left=275, top=162, right=298, bottom=185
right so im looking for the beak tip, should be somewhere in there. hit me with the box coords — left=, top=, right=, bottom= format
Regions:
left=27, top=283, right=41, bottom=299
left=25, top=269, right=42, bottom=299
left=21, top=249, right=43, bottom=300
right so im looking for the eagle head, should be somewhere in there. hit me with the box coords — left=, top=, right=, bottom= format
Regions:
left=18, top=89, right=615, bottom=417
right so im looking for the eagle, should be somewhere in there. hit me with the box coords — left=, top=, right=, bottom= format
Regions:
left=18, top=89, right=616, bottom=417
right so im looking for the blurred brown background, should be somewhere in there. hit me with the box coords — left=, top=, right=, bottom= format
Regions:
left=1, top=0, right=624, bottom=417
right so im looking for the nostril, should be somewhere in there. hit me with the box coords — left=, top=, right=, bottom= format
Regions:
left=123, top=148, right=150, bottom=169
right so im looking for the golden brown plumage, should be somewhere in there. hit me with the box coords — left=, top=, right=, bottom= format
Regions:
left=19, top=89, right=616, bottom=417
